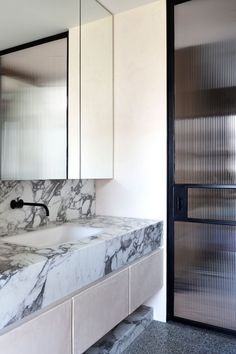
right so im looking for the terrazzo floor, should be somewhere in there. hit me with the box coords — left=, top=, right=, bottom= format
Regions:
left=122, top=321, right=236, bottom=354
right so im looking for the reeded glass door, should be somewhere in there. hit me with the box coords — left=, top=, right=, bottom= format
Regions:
left=171, top=0, right=236, bottom=331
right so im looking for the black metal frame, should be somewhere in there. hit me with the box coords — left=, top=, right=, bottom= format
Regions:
left=174, top=184, right=236, bottom=225
left=166, top=0, right=236, bottom=336
left=0, top=32, right=68, bottom=56
left=167, top=0, right=175, bottom=323
left=66, top=32, right=69, bottom=179
left=0, top=32, right=69, bottom=179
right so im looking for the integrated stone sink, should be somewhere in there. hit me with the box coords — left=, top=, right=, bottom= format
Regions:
left=3, top=225, right=103, bottom=248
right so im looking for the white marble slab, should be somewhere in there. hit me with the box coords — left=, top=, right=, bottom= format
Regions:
left=0, top=216, right=163, bottom=332
left=0, top=179, right=95, bottom=236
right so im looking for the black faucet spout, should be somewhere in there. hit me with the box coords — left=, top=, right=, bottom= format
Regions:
left=10, top=199, right=49, bottom=216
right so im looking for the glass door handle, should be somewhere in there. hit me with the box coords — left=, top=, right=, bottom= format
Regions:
left=176, top=196, right=183, bottom=211
left=174, top=186, right=187, bottom=219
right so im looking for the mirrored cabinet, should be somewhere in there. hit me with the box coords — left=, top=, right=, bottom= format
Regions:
left=0, top=0, right=113, bottom=180
left=69, top=0, right=113, bottom=179
left=0, top=35, right=68, bottom=180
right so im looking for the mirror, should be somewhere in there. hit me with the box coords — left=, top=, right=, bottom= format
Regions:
left=80, top=0, right=113, bottom=178
left=0, top=0, right=113, bottom=180
left=0, top=0, right=79, bottom=180
left=0, top=36, right=67, bottom=180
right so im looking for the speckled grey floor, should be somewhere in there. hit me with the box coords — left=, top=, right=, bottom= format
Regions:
left=122, top=321, right=236, bottom=354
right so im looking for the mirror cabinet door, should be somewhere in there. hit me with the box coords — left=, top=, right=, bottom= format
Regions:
left=80, top=0, right=113, bottom=179
left=0, top=0, right=113, bottom=180
left=0, top=37, right=67, bottom=180
left=69, top=0, right=114, bottom=179
left=0, top=0, right=79, bottom=180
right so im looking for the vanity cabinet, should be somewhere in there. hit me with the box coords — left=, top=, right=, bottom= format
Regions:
left=129, top=249, right=163, bottom=313
left=0, top=249, right=163, bottom=354
left=0, top=301, right=71, bottom=354
left=73, top=269, right=129, bottom=354
left=72, top=249, right=163, bottom=354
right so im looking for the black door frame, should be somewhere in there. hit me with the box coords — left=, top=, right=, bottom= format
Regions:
left=166, top=0, right=236, bottom=335
left=166, top=0, right=175, bottom=323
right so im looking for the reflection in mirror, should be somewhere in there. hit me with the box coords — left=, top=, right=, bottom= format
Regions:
left=0, top=0, right=113, bottom=180
left=0, top=0, right=79, bottom=180
left=0, top=0, right=79, bottom=51
left=80, top=0, right=113, bottom=178
left=0, top=36, right=67, bottom=180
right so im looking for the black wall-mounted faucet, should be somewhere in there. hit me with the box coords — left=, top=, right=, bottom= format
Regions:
left=10, top=199, right=49, bottom=216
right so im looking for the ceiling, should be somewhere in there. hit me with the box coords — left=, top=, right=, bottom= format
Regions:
left=81, top=0, right=111, bottom=24
left=99, top=0, right=158, bottom=14
left=0, top=0, right=159, bottom=51
left=0, top=0, right=79, bottom=51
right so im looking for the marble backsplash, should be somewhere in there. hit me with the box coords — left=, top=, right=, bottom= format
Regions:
left=0, top=180, right=95, bottom=237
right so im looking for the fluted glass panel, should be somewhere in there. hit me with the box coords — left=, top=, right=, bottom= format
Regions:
left=0, top=38, right=67, bottom=180
left=188, top=188, right=236, bottom=221
left=175, top=116, right=236, bottom=184
left=174, top=0, right=236, bottom=184
left=174, top=222, right=236, bottom=330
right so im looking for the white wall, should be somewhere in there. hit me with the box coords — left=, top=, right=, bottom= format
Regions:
left=96, top=0, right=167, bottom=322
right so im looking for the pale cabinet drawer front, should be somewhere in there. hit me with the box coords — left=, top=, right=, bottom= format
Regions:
left=129, top=249, right=163, bottom=313
left=73, top=269, right=129, bottom=354
left=0, top=301, right=72, bottom=354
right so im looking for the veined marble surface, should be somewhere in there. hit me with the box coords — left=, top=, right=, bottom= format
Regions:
left=0, top=179, right=95, bottom=236
left=0, top=216, right=163, bottom=332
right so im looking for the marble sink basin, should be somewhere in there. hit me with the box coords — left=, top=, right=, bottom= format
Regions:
left=3, top=225, right=103, bottom=248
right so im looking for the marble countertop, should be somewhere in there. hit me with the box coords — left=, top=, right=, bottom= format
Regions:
left=0, top=215, right=163, bottom=333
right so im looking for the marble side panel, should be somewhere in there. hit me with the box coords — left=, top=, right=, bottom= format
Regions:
left=103, top=222, right=163, bottom=274
left=0, top=179, right=95, bottom=236
left=41, top=241, right=106, bottom=307
left=85, top=306, right=153, bottom=354
left=0, top=245, right=47, bottom=328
